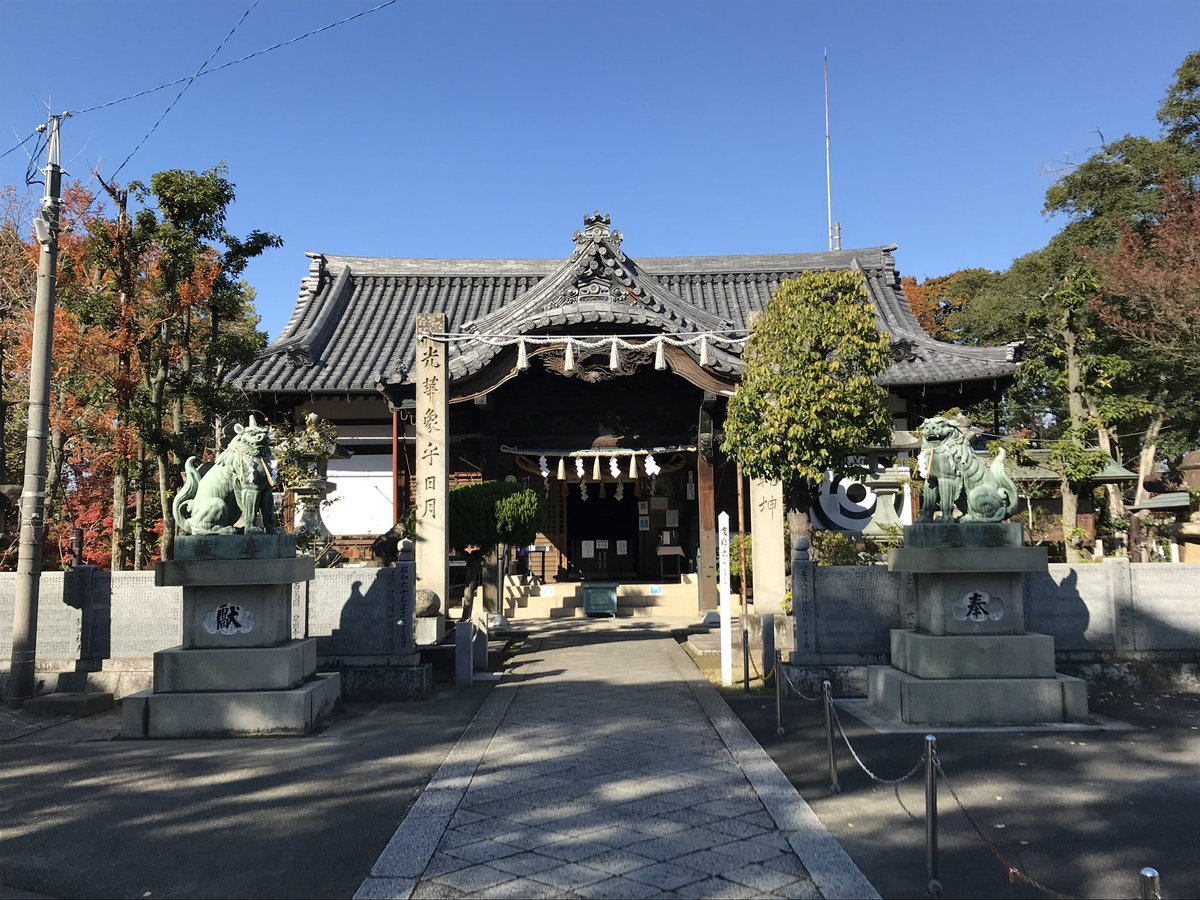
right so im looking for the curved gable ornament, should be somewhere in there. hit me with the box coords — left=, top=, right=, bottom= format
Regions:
left=464, top=211, right=732, bottom=336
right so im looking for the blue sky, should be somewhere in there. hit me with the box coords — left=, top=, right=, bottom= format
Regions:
left=2, top=1, right=1197, bottom=339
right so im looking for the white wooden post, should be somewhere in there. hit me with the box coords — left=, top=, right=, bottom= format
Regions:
left=719, top=510, right=732, bottom=686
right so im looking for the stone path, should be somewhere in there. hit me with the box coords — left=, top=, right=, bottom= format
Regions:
left=356, top=620, right=877, bottom=899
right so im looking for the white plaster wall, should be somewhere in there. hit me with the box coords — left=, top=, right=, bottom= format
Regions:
left=322, top=456, right=394, bottom=536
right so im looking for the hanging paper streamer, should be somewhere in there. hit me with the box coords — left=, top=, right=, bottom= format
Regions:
left=644, top=453, right=661, bottom=492
left=517, top=338, right=529, bottom=370
left=628, top=454, right=638, bottom=478
left=609, top=457, right=621, bottom=479
left=592, top=456, right=602, bottom=481
left=557, top=456, right=566, bottom=480
left=609, top=338, right=620, bottom=371
left=654, top=337, right=666, bottom=371
left=699, top=334, right=710, bottom=367
left=615, top=481, right=625, bottom=501
left=538, top=455, right=549, bottom=478
left=575, top=457, right=585, bottom=480
left=580, top=482, right=588, bottom=501
left=564, top=339, right=575, bottom=372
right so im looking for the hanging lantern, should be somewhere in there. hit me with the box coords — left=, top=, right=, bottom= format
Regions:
left=592, top=456, right=602, bottom=481
left=654, top=337, right=666, bottom=371
left=699, top=334, right=710, bottom=367
left=628, top=454, right=638, bottom=479
left=609, top=337, right=620, bottom=371
left=564, top=339, right=575, bottom=372
left=557, top=456, right=566, bottom=480
left=517, top=338, right=529, bottom=370
left=609, top=457, right=621, bottom=479
left=575, top=457, right=585, bottom=480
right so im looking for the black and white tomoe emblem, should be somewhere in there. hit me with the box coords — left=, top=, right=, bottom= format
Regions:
left=812, top=473, right=877, bottom=531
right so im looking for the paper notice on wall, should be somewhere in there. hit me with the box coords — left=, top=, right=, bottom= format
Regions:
left=651, top=496, right=668, bottom=510
left=595, top=539, right=609, bottom=550
left=665, top=509, right=679, bottom=527
left=616, top=540, right=628, bottom=556
left=581, top=540, right=595, bottom=559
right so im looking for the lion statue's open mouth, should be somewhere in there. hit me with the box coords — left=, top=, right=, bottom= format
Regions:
left=917, top=416, right=1018, bottom=523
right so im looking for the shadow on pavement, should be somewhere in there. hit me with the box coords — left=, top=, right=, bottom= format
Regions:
left=727, top=684, right=1200, bottom=899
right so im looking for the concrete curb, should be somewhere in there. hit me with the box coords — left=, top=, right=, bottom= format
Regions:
left=664, top=639, right=882, bottom=900
left=353, top=680, right=516, bottom=900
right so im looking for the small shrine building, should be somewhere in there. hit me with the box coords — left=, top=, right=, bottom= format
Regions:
left=231, top=213, right=1018, bottom=613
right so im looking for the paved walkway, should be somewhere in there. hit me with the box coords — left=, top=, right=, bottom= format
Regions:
left=356, top=620, right=877, bottom=899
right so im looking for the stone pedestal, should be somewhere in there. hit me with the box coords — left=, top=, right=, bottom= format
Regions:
left=121, top=534, right=340, bottom=738
left=415, top=615, right=446, bottom=646
left=868, top=523, right=1088, bottom=726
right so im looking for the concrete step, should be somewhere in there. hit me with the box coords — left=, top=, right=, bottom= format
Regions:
left=22, top=691, right=115, bottom=718
left=56, top=668, right=152, bottom=699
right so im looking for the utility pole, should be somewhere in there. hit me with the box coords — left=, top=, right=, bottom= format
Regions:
left=8, top=114, right=64, bottom=708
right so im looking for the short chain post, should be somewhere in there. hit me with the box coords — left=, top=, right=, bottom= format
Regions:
left=742, top=625, right=750, bottom=694
left=823, top=679, right=840, bottom=794
left=775, top=649, right=784, bottom=735
left=925, top=734, right=941, bottom=896
left=1140, top=867, right=1161, bottom=900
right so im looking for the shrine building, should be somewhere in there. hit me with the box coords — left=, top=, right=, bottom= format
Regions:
left=231, top=212, right=1019, bottom=615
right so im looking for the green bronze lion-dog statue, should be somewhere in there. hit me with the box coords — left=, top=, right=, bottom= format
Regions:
left=917, top=416, right=1019, bottom=523
left=173, top=415, right=278, bottom=535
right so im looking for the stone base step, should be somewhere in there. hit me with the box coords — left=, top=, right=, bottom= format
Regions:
left=120, top=672, right=340, bottom=738
left=153, top=639, right=316, bottom=693
left=56, top=668, right=152, bottom=699
left=22, top=691, right=115, bottom=718
left=891, top=629, right=1057, bottom=680
left=867, top=665, right=1088, bottom=725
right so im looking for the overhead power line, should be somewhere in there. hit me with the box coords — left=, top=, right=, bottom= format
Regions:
left=0, top=127, right=41, bottom=163
left=110, top=0, right=263, bottom=179
left=70, top=0, right=401, bottom=117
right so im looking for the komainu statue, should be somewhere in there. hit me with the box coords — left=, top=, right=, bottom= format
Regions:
left=917, top=416, right=1019, bottom=523
left=173, top=415, right=278, bottom=535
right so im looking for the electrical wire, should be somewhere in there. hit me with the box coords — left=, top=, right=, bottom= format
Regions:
left=0, top=127, right=41, bottom=163
left=70, top=0, right=401, bottom=118
left=109, top=0, right=263, bottom=179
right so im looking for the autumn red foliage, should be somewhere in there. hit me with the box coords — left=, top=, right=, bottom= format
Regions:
left=1086, top=179, right=1200, bottom=371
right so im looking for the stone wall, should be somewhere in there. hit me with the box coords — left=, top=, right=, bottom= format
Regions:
left=0, top=567, right=415, bottom=671
left=792, top=560, right=1200, bottom=666
left=3, top=561, right=1199, bottom=675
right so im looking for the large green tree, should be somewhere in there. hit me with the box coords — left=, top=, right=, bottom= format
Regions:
left=942, top=52, right=1200, bottom=556
left=723, top=269, right=892, bottom=542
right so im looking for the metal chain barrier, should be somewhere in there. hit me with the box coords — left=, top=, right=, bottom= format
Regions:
left=830, top=702, right=924, bottom=786
left=777, top=662, right=822, bottom=702
left=933, top=752, right=1075, bottom=900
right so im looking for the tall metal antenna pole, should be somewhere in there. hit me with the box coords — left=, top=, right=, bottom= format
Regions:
left=8, top=115, right=63, bottom=707
left=824, top=50, right=833, bottom=252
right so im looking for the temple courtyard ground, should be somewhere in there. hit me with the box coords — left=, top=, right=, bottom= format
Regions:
left=0, top=617, right=1196, bottom=899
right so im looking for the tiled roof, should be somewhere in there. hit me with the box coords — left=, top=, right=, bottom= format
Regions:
left=231, top=215, right=1018, bottom=396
